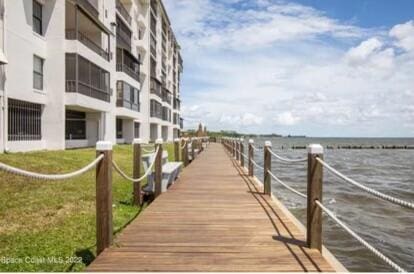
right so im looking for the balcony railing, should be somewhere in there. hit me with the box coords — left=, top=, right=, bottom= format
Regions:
left=66, top=80, right=110, bottom=102
left=66, top=30, right=109, bottom=61
left=116, top=0, right=132, bottom=25
left=77, top=0, right=99, bottom=18
left=117, top=99, right=140, bottom=112
left=117, top=63, right=140, bottom=82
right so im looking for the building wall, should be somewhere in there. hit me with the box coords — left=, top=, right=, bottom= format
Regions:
left=0, top=0, right=182, bottom=153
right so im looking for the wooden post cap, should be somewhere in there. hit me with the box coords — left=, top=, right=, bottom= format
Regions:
left=240, top=138, right=244, bottom=142
left=249, top=139, right=254, bottom=144
left=265, top=141, right=272, bottom=147
left=308, top=144, right=323, bottom=154
left=156, top=138, right=163, bottom=144
left=174, top=138, right=180, bottom=142
left=133, top=138, right=143, bottom=144
left=96, top=141, right=112, bottom=151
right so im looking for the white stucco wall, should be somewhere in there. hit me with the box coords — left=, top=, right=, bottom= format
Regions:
left=1, top=0, right=181, bottom=153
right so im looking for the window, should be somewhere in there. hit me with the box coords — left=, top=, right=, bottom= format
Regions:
left=134, top=122, right=140, bottom=138
left=65, top=110, right=86, bottom=140
left=32, top=0, right=43, bottom=35
left=150, top=99, right=162, bottom=118
left=116, top=119, right=123, bottom=139
left=33, top=55, right=44, bottom=90
left=116, top=81, right=140, bottom=111
left=8, top=99, right=42, bottom=141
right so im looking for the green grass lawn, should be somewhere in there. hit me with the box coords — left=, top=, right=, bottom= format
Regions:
left=0, top=143, right=176, bottom=272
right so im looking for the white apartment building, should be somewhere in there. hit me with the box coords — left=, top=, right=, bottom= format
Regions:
left=0, top=0, right=183, bottom=153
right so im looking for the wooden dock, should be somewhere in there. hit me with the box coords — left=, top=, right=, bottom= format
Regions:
left=88, top=143, right=337, bottom=272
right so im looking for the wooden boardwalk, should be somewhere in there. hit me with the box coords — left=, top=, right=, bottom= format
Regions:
left=88, top=143, right=336, bottom=272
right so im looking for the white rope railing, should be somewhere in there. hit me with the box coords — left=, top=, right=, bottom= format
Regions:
left=315, top=200, right=406, bottom=272
left=112, top=146, right=160, bottom=183
left=180, top=140, right=187, bottom=149
left=251, top=144, right=262, bottom=151
left=267, top=170, right=307, bottom=199
left=0, top=155, right=104, bottom=181
left=267, top=148, right=307, bottom=163
left=316, top=158, right=414, bottom=210
left=142, top=148, right=155, bottom=153
left=251, top=159, right=264, bottom=170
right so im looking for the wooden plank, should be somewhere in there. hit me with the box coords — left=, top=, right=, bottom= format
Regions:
left=88, top=143, right=335, bottom=272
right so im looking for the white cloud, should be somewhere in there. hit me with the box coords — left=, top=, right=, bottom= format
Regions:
left=345, top=38, right=383, bottom=65
left=389, top=20, right=414, bottom=52
left=219, top=113, right=263, bottom=127
left=274, top=112, right=301, bottom=126
left=163, top=0, right=414, bottom=136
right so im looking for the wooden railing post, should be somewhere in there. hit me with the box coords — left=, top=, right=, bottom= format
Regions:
left=236, top=139, right=240, bottom=161
left=232, top=139, right=236, bottom=158
left=240, top=138, right=245, bottom=167
left=191, top=138, right=196, bottom=160
left=264, top=141, right=272, bottom=195
left=181, top=138, right=188, bottom=167
left=132, top=138, right=142, bottom=206
left=154, top=138, right=163, bottom=198
left=95, top=141, right=113, bottom=255
left=307, top=144, right=324, bottom=251
left=174, top=138, right=180, bottom=162
left=248, top=139, right=254, bottom=176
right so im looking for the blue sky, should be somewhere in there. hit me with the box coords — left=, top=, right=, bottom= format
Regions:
left=164, top=0, right=414, bottom=137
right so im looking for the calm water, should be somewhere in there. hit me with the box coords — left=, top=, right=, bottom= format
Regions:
left=248, top=137, right=414, bottom=272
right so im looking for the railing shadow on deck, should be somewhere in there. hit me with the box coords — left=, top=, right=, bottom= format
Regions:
left=223, top=146, right=322, bottom=272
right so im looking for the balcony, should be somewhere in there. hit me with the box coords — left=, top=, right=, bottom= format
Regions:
left=162, top=106, right=171, bottom=121
left=150, top=0, right=157, bottom=15
left=116, top=16, right=132, bottom=51
left=66, top=30, right=109, bottom=61
left=150, top=33, right=157, bottom=57
left=117, top=48, right=140, bottom=83
left=150, top=78, right=162, bottom=98
left=76, top=0, right=99, bottom=18
left=180, top=118, right=184, bottom=129
left=65, top=53, right=111, bottom=102
left=173, top=113, right=179, bottom=125
left=162, top=88, right=172, bottom=105
left=116, top=0, right=132, bottom=25
left=116, top=81, right=140, bottom=112
left=173, top=97, right=180, bottom=110
left=150, top=14, right=157, bottom=35
left=66, top=4, right=110, bottom=61
left=150, top=99, right=162, bottom=119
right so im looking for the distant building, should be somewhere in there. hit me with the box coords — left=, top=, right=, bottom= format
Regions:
left=196, top=123, right=207, bottom=137
left=0, top=0, right=183, bottom=153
